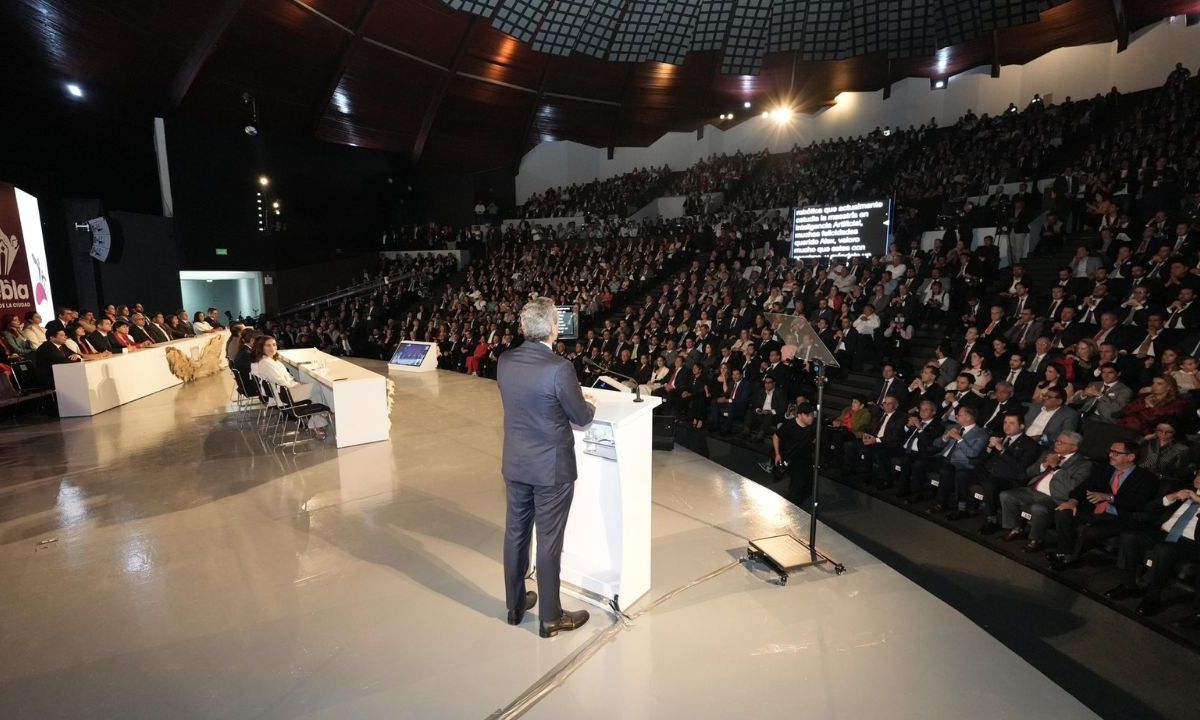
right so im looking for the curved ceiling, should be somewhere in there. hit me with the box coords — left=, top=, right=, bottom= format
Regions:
left=2, top=0, right=1194, bottom=172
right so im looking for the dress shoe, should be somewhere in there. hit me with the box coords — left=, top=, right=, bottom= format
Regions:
left=1021, top=540, right=1043, bottom=553
left=507, top=591, right=537, bottom=625
left=1174, top=612, right=1200, bottom=630
left=978, top=521, right=1001, bottom=535
left=540, top=608, right=590, bottom=638
left=1135, top=596, right=1163, bottom=617
left=1002, top=529, right=1024, bottom=542
left=1104, top=583, right=1142, bottom=601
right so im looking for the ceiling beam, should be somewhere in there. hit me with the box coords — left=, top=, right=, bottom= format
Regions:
left=1110, top=0, right=1129, bottom=52
left=308, top=0, right=378, bottom=136
left=413, top=17, right=477, bottom=165
left=991, top=30, right=1001, bottom=78
left=606, top=65, right=637, bottom=153
left=512, top=64, right=551, bottom=173
left=163, top=0, right=245, bottom=112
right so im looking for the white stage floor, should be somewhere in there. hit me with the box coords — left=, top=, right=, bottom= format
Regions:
left=0, top=363, right=1098, bottom=719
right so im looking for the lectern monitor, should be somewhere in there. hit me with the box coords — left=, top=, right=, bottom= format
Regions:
left=390, top=342, right=431, bottom=367
left=556, top=305, right=578, bottom=340
left=790, top=199, right=892, bottom=259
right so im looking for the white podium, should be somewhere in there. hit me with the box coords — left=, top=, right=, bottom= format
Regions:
left=546, top=388, right=661, bottom=613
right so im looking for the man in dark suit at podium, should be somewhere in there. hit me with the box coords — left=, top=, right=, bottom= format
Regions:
left=498, top=297, right=597, bottom=638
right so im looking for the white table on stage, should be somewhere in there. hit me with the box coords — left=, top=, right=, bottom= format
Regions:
left=275, top=348, right=391, bottom=449
left=546, top=388, right=661, bottom=613
left=53, top=331, right=230, bottom=417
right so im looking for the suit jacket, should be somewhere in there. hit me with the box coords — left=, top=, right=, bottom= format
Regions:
left=146, top=323, right=172, bottom=343
left=87, top=331, right=122, bottom=354
left=985, top=434, right=1042, bottom=482
left=1069, top=465, right=1160, bottom=528
left=34, top=341, right=75, bottom=388
left=979, top=398, right=1021, bottom=435
left=900, top=418, right=945, bottom=457
left=1069, top=381, right=1132, bottom=423
left=748, top=385, right=788, bottom=418
left=1022, top=405, right=1080, bottom=446
left=1025, top=452, right=1094, bottom=502
left=129, top=326, right=155, bottom=345
left=1004, top=319, right=1044, bottom=348
left=871, top=377, right=909, bottom=407
left=496, top=342, right=595, bottom=485
left=934, top=424, right=989, bottom=469
left=864, top=411, right=908, bottom=447
left=934, top=358, right=960, bottom=388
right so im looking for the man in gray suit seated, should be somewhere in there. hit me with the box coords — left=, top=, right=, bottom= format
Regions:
left=999, top=431, right=1094, bottom=552
left=1023, top=388, right=1079, bottom=447
left=498, top=297, right=597, bottom=638
left=1066, top=362, right=1131, bottom=425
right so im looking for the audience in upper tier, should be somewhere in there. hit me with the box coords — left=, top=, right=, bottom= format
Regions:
left=514, top=166, right=670, bottom=219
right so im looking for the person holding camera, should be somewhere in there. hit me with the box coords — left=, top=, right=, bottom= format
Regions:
left=771, top=403, right=818, bottom=507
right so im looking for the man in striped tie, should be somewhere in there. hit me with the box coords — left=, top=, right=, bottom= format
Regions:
left=1106, top=472, right=1200, bottom=626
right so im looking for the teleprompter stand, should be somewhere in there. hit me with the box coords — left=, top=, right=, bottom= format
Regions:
left=745, top=314, right=846, bottom=584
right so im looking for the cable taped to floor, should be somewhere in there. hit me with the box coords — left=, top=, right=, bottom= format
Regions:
left=485, top=559, right=742, bottom=720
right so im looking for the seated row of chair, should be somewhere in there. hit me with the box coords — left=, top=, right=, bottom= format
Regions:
left=229, top=367, right=331, bottom=453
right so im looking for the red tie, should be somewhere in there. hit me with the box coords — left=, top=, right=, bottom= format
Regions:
left=1094, top=471, right=1122, bottom=514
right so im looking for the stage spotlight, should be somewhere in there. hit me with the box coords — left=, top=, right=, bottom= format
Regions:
left=66, top=83, right=84, bottom=99
left=244, top=123, right=258, bottom=137
left=743, top=101, right=751, bottom=108
left=272, top=201, right=280, bottom=209
left=933, top=79, right=946, bottom=90
left=761, top=111, right=770, bottom=119
left=727, top=113, right=734, bottom=121
left=258, top=176, right=270, bottom=187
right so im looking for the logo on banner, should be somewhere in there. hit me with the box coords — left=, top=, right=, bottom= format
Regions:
left=0, top=227, right=31, bottom=303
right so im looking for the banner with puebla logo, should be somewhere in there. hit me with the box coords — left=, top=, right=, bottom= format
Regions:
left=0, top=181, right=54, bottom=322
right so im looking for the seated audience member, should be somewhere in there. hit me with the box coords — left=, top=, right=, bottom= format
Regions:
left=1107, top=472, right=1200, bottom=625
left=1024, top=387, right=1078, bottom=447
left=206, top=307, right=225, bottom=330
left=232, top=329, right=259, bottom=395
left=1139, top=421, right=1192, bottom=486
left=128, top=314, right=158, bottom=345
left=144, top=313, right=173, bottom=343
left=906, top=365, right=944, bottom=408
left=711, top=366, right=750, bottom=433
left=43, top=306, right=73, bottom=337
left=999, top=431, right=1093, bottom=552
left=930, top=343, right=960, bottom=387
left=1048, top=439, right=1158, bottom=570
left=223, top=322, right=245, bottom=362
left=87, top=317, right=123, bottom=354
left=1067, top=362, right=1133, bottom=424
left=977, top=382, right=1019, bottom=435
left=929, top=406, right=989, bottom=517
left=2, top=314, right=35, bottom=359
left=896, top=400, right=945, bottom=499
left=465, top=334, right=490, bottom=376
left=684, top=363, right=714, bottom=429
left=655, top=354, right=691, bottom=407
left=66, top=323, right=110, bottom=359
left=250, top=335, right=333, bottom=438
left=1032, top=362, right=1073, bottom=404
left=871, top=362, right=908, bottom=408
left=744, top=374, right=787, bottom=441
left=21, top=311, right=46, bottom=349
left=34, top=328, right=83, bottom=388
left=977, top=413, right=1043, bottom=534
left=1117, top=374, right=1188, bottom=435
left=112, top=321, right=148, bottom=350
left=1025, top=336, right=1060, bottom=378
left=827, top=395, right=872, bottom=458
left=166, top=313, right=190, bottom=339
left=192, top=311, right=217, bottom=334
left=966, top=350, right=993, bottom=393
left=640, top=355, right=670, bottom=396
left=846, top=395, right=906, bottom=485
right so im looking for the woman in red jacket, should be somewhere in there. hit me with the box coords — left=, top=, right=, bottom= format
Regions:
left=1118, top=374, right=1189, bottom=435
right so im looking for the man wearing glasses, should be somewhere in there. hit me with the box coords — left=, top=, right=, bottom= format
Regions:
left=1047, top=440, right=1158, bottom=571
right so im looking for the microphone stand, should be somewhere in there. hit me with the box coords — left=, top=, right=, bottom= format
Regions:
left=584, top=357, right=643, bottom=402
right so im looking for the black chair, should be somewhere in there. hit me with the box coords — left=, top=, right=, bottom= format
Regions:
left=273, top=383, right=331, bottom=453
left=228, top=368, right=257, bottom=421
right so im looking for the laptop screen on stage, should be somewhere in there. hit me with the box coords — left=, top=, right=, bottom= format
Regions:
left=390, top=342, right=431, bottom=367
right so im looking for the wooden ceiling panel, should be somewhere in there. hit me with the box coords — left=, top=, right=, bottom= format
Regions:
left=530, top=96, right=617, bottom=148
left=542, top=54, right=628, bottom=102
left=299, top=0, right=374, bottom=28
left=420, top=75, right=534, bottom=168
left=998, top=0, right=1116, bottom=66
left=458, top=23, right=549, bottom=90
left=364, top=0, right=470, bottom=68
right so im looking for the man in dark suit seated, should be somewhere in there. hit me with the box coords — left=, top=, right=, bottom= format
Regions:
left=34, top=328, right=82, bottom=388
left=895, top=400, right=944, bottom=499
left=1048, top=439, right=1158, bottom=570
left=1106, top=472, right=1200, bottom=625
left=743, top=375, right=787, bottom=441
left=848, top=395, right=906, bottom=486
left=1000, top=431, right=1094, bottom=552
left=929, top=406, right=990, bottom=517
left=497, top=297, right=596, bottom=638
left=88, top=317, right=122, bottom=354
left=870, top=362, right=909, bottom=410
left=712, top=367, right=751, bottom=434
left=977, top=413, right=1043, bottom=534
left=977, top=381, right=1020, bottom=435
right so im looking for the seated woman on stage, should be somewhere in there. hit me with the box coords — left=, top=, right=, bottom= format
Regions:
left=250, top=335, right=332, bottom=438
left=2, top=314, right=36, bottom=359
left=22, top=311, right=46, bottom=349
left=192, top=311, right=217, bottom=334
left=65, top=323, right=111, bottom=359
left=112, top=321, right=150, bottom=351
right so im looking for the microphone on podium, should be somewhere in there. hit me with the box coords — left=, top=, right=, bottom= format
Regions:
left=583, top=357, right=644, bottom=403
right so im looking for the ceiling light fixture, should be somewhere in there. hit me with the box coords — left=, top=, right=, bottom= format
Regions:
left=258, top=176, right=270, bottom=187
left=66, top=83, right=84, bottom=99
